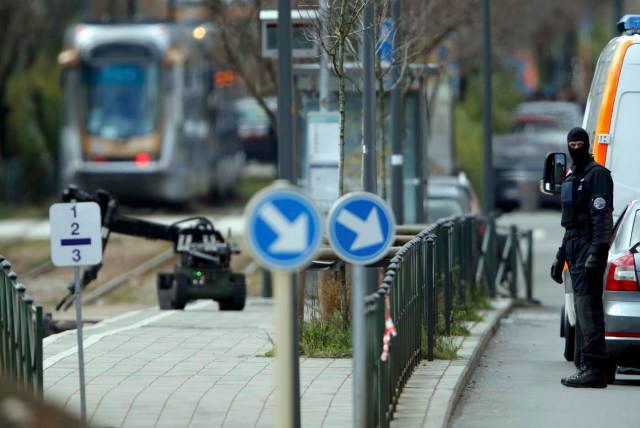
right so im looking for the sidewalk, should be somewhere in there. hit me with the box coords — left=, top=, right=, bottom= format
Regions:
left=43, top=298, right=513, bottom=428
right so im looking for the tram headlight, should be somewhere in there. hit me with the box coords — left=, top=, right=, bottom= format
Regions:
left=192, top=26, right=206, bottom=40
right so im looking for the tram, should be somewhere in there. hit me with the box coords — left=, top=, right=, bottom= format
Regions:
left=57, top=7, right=243, bottom=204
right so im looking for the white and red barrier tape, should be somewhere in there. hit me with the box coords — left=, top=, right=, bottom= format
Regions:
left=380, top=295, right=397, bottom=362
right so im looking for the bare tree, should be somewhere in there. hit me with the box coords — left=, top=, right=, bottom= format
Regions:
left=310, top=0, right=376, bottom=197
left=209, top=0, right=279, bottom=131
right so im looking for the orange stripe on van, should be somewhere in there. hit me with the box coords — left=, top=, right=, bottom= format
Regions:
left=593, top=39, right=633, bottom=165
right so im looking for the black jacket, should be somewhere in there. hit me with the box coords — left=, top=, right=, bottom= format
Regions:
left=558, top=159, right=614, bottom=258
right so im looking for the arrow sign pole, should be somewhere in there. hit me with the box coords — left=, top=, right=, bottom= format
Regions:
left=245, top=183, right=323, bottom=428
left=327, top=192, right=396, bottom=428
left=273, top=269, right=296, bottom=428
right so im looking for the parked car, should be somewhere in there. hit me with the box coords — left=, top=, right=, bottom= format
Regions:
left=559, top=199, right=640, bottom=378
left=493, top=131, right=567, bottom=211
left=603, top=199, right=640, bottom=369
left=514, top=114, right=566, bottom=134
left=425, top=174, right=480, bottom=222
left=235, top=96, right=277, bottom=164
left=515, top=100, right=583, bottom=131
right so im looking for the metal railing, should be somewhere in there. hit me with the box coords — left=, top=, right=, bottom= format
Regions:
left=0, top=256, right=44, bottom=398
left=364, top=214, right=534, bottom=427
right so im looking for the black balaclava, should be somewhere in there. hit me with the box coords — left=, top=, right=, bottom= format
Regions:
left=567, top=126, right=591, bottom=166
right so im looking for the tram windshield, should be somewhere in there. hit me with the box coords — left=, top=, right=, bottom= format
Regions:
left=81, top=57, right=160, bottom=139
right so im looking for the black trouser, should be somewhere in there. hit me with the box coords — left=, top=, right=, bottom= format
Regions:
left=567, top=235, right=608, bottom=370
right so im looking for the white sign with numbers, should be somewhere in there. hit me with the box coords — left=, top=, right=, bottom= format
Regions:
left=49, top=202, right=103, bottom=267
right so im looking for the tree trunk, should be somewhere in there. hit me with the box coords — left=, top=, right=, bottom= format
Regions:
left=337, top=69, right=346, bottom=196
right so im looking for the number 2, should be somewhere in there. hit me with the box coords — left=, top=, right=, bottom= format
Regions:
left=72, top=249, right=81, bottom=262
left=71, top=222, right=79, bottom=235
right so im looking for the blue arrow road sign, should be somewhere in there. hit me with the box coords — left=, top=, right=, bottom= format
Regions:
left=245, top=185, right=323, bottom=271
left=327, top=192, right=396, bottom=265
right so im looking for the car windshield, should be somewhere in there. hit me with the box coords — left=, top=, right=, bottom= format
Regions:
left=81, top=60, right=160, bottom=139
left=426, top=198, right=464, bottom=222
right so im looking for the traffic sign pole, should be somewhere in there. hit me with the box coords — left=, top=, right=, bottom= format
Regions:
left=351, top=264, right=366, bottom=428
left=274, top=270, right=296, bottom=428
left=326, top=192, right=396, bottom=428
left=244, top=183, right=323, bottom=428
left=49, top=201, right=102, bottom=425
left=74, top=265, right=87, bottom=423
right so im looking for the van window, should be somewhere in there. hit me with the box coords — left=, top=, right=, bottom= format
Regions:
left=583, top=38, right=620, bottom=144
left=609, top=91, right=640, bottom=213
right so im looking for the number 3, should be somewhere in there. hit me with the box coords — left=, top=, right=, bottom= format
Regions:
left=73, top=249, right=81, bottom=262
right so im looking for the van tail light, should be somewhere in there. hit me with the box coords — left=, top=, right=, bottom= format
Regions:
left=605, top=253, right=639, bottom=291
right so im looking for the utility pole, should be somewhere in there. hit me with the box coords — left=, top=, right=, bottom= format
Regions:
left=363, top=4, right=377, bottom=194
left=614, top=0, right=625, bottom=35
left=278, top=2, right=294, bottom=183
left=482, top=0, right=493, bottom=214
left=319, top=0, right=329, bottom=112
left=390, top=0, right=404, bottom=224
left=357, top=5, right=377, bottom=428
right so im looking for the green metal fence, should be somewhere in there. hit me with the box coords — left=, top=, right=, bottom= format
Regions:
left=0, top=256, right=44, bottom=398
left=364, top=214, right=534, bottom=427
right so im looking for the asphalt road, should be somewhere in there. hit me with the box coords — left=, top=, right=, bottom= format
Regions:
left=451, top=210, right=640, bottom=428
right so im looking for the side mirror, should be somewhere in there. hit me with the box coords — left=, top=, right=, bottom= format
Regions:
left=541, top=152, right=566, bottom=195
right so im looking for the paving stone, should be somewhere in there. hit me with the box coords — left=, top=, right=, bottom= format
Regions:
left=42, top=298, right=511, bottom=428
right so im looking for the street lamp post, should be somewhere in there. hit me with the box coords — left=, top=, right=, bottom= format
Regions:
left=482, top=0, right=493, bottom=214
left=390, top=0, right=404, bottom=224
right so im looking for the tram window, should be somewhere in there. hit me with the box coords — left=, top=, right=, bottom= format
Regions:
left=81, top=62, right=160, bottom=139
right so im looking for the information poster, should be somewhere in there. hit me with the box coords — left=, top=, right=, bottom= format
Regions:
left=307, top=111, right=340, bottom=213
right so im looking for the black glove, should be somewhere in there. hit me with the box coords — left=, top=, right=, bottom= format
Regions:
left=585, top=253, right=605, bottom=276
left=550, top=257, right=564, bottom=284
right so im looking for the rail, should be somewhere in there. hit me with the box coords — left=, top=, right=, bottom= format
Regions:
left=0, top=256, right=44, bottom=398
left=364, top=214, right=534, bottom=427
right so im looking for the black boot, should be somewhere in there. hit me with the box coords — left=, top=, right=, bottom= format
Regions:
left=562, top=367, right=607, bottom=388
left=561, top=366, right=585, bottom=384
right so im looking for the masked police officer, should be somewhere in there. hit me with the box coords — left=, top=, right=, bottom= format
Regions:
left=550, top=126, right=613, bottom=388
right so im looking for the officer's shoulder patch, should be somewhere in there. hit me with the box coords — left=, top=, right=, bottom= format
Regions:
left=593, top=197, right=606, bottom=210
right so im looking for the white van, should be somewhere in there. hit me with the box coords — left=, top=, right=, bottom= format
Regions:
left=582, top=15, right=640, bottom=219
left=542, top=15, right=640, bottom=370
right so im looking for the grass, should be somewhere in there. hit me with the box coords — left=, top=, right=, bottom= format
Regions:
left=0, top=199, right=54, bottom=220
left=236, top=177, right=274, bottom=202
left=300, top=317, right=352, bottom=358
left=261, top=315, right=353, bottom=359
left=433, top=336, right=460, bottom=360
left=422, top=328, right=461, bottom=360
